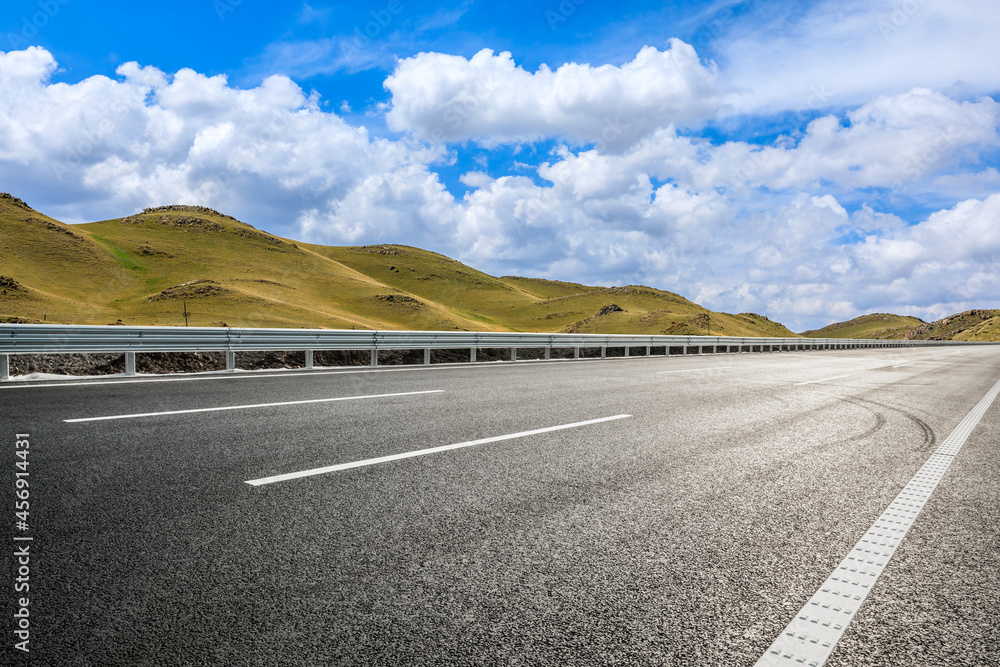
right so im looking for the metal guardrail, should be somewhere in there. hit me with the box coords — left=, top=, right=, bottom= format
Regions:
left=0, top=323, right=988, bottom=380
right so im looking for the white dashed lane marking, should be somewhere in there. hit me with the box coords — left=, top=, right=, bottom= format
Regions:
left=64, top=390, right=445, bottom=422
left=246, top=414, right=632, bottom=486
left=657, top=366, right=733, bottom=374
left=794, top=374, right=852, bottom=386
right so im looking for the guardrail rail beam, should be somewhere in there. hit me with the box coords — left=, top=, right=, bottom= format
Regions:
left=0, top=324, right=990, bottom=381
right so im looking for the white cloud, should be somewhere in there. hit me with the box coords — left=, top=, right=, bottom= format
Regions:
left=718, top=0, right=1000, bottom=115
left=720, top=89, right=1000, bottom=192
left=0, top=47, right=433, bottom=230
left=298, top=164, right=460, bottom=246
left=384, top=39, right=720, bottom=149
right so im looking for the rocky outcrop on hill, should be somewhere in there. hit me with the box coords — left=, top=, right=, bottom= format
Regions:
left=135, top=204, right=242, bottom=223
left=0, top=192, right=32, bottom=210
left=562, top=304, right=625, bottom=333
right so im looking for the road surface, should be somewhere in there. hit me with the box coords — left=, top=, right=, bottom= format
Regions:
left=2, top=346, right=998, bottom=665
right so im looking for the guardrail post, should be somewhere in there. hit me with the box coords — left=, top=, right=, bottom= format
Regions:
left=424, top=348, right=431, bottom=365
left=470, top=347, right=476, bottom=363
left=545, top=347, right=551, bottom=360
left=305, top=350, right=314, bottom=369
left=226, top=351, right=235, bottom=371
left=0, top=354, right=8, bottom=381
left=624, top=346, right=630, bottom=358
left=574, top=347, right=580, bottom=359
left=601, top=347, right=606, bottom=359
left=125, top=352, right=136, bottom=376
left=370, top=349, right=378, bottom=367
left=510, top=347, right=517, bottom=362
left=646, top=345, right=651, bottom=356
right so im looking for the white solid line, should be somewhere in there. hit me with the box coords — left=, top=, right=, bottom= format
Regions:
left=657, top=366, right=733, bottom=374
left=794, top=374, right=852, bottom=386
left=755, top=375, right=1000, bottom=667
left=246, top=414, right=632, bottom=486
left=64, top=390, right=444, bottom=423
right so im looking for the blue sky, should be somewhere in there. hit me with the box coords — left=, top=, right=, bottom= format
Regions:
left=2, top=0, right=1000, bottom=329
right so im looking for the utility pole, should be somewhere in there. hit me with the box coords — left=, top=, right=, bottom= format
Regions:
left=183, top=300, right=189, bottom=327
left=706, top=312, right=710, bottom=336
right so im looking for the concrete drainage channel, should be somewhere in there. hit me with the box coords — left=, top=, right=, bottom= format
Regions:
left=0, top=323, right=987, bottom=381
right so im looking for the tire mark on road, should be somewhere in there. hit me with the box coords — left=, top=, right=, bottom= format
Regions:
left=842, top=396, right=936, bottom=452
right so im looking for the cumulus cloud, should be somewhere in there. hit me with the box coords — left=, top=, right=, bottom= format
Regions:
left=718, top=0, right=1000, bottom=115
left=0, top=46, right=433, bottom=230
left=384, top=39, right=720, bottom=149
left=298, top=164, right=460, bottom=246
left=706, top=89, right=1000, bottom=192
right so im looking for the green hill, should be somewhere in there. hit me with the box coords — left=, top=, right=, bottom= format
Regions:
left=0, top=193, right=144, bottom=324
left=801, top=313, right=926, bottom=339
left=8, top=193, right=994, bottom=340
left=0, top=194, right=807, bottom=336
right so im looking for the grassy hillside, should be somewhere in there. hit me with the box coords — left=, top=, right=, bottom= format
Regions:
left=953, top=313, right=1000, bottom=341
left=0, top=193, right=144, bottom=324
left=906, top=310, right=1000, bottom=341
left=5, top=194, right=998, bottom=340
left=0, top=194, right=807, bottom=335
left=79, top=209, right=490, bottom=331
left=802, top=313, right=926, bottom=339
left=306, top=245, right=798, bottom=336
left=14, top=193, right=961, bottom=338
left=1, top=197, right=484, bottom=330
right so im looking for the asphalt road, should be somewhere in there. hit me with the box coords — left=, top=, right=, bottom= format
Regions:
left=2, top=347, right=999, bottom=666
